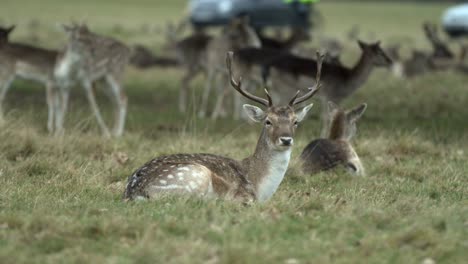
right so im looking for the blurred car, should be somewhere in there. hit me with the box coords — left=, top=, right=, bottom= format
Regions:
left=442, top=3, right=468, bottom=37
left=188, top=0, right=312, bottom=29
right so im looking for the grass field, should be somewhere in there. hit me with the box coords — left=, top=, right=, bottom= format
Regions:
left=0, top=1, right=467, bottom=263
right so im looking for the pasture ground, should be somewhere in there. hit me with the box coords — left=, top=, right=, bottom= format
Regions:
left=0, top=1, right=467, bottom=263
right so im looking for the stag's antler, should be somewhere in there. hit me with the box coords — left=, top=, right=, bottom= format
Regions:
left=226, top=51, right=272, bottom=107
left=289, top=51, right=325, bottom=106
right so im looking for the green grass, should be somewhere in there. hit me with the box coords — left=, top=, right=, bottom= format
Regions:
left=0, top=1, right=467, bottom=263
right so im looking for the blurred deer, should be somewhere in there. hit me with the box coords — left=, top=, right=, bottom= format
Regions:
left=123, top=51, right=323, bottom=202
left=261, top=40, right=391, bottom=136
left=55, top=23, right=130, bottom=137
left=0, top=25, right=60, bottom=132
left=172, top=16, right=261, bottom=117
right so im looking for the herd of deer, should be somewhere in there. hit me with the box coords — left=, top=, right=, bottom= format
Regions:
left=0, top=17, right=462, bottom=203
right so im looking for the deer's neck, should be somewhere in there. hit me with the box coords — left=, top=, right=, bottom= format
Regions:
left=55, top=48, right=81, bottom=81
left=327, top=112, right=347, bottom=140
left=242, top=129, right=291, bottom=202
left=346, top=53, right=375, bottom=93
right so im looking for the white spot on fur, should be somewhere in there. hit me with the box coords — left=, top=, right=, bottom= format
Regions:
left=152, top=184, right=184, bottom=190
left=257, top=149, right=291, bottom=202
left=159, top=180, right=167, bottom=185
left=178, top=167, right=190, bottom=171
left=189, top=181, right=197, bottom=189
left=177, top=172, right=184, bottom=176
left=135, top=196, right=146, bottom=201
left=167, top=175, right=174, bottom=179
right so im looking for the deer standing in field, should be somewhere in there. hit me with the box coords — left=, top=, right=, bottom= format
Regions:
left=173, top=16, right=261, bottom=117
left=260, top=40, right=391, bottom=136
left=300, top=102, right=366, bottom=176
left=54, top=23, right=130, bottom=137
left=123, top=51, right=323, bottom=202
left=0, top=25, right=60, bottom=132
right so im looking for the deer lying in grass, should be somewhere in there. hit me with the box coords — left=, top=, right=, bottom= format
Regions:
left=300, top=102, right=367, bottom=176
left=123, top=51, right=323, bottom=202
left=0, top=25, right=60, bottom=132
left=54, top=23, right=130, bottom=137
left=173, top=16, right=261, bottom=117
left=253, top=40, right=391, bottom=135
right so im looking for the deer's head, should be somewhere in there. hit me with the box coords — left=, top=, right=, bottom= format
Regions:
left=0, top=25, right=15, bottom=45
left=327, top=101, right=367, bottom=141
left=226, top=51, right=323, bottom=151
left=226, top=16, right=261, bottom=49
left=358, top=40, right=392, bottom=67
left=61, top=23, right=91, bottom=51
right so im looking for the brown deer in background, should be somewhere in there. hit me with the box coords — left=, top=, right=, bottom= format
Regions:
left=261, top=40, right=391, bottom=136
left=123, top=51, right=323, bottom=203
left=257, top=27, right=309, bottom=51
left=0, top=25, right=60, bottom=133
left=54, top=23, right=130, bottom=137
left=301, top=102, right=367, bottom=176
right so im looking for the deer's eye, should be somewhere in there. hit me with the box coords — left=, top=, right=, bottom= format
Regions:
left=265, top=120, right=272, bottom=126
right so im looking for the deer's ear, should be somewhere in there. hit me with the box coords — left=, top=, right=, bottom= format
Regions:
left=243, top=104, right=265, bottom=123
left=296, top=103, right=313, bottom=122
left=357, top=40, right=366, bottom=49
left=347, top=103, right=367, bottom=122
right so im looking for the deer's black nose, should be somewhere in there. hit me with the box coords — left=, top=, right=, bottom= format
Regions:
left=280, top=137, right=293, bottom=146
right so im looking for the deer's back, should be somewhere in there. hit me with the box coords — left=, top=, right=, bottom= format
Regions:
left=124, top=153, right=252, bottom=200
left=66, top=35, right=130, bottom=80
left=300, top=139, right=351, bottom=174
left=0, top=43, right=58, bottom=69
left=0, top=43, right=58, bottom=81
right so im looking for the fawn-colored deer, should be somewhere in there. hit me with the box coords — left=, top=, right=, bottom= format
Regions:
left=300, top=101, right=367, bottom=176
left=0, top=25, right=60, bottom=132
left=54, top=23, right=130, bottom=137
left=123, top=51, right=324, bottom=203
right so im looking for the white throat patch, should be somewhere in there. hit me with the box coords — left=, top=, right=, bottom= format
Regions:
left=257, top=149, right=291, bottom=202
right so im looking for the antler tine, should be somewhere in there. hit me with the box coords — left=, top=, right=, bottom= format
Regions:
left=226, top=51, right=270, bottom=107
left=289, top=51, right=324, bottom=106
left=264, top=88, right=273, bottom=107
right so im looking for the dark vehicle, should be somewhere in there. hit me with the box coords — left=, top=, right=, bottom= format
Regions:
left=188, top=0, right=312, bottom=29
